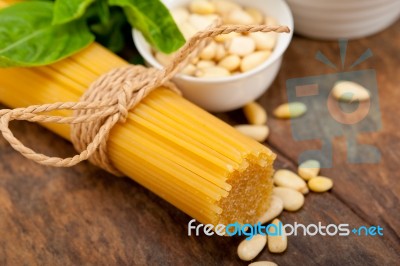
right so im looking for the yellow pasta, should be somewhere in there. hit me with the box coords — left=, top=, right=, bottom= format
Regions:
left=0, top=1, right=275, bottom=226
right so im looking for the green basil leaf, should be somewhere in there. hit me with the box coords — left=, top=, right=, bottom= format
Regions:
left=129, top=54, right=145, bottom=65
left=0, top=2, right=94, bottom=67
left=94, top=0, right=111, bottom=26
left=90, top=8, right=127, bottom=52
left=53, top=0, right=95, bottom=25
left=109, top=0, right=185, bottom=54
left=102, top=23, right=125, bottom=52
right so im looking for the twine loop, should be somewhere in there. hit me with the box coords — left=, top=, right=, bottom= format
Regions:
left=0, top=24, right=290, bottom=176
left=70, top=66, right=179, bottom=175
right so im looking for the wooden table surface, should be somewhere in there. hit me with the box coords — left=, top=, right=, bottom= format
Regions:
left=1, top=20, right=399, bottom=266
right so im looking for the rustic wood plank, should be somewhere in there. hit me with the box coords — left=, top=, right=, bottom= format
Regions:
left=0, top=120, right=398, bottom=265
left=0, top=19, right=399, bottom=266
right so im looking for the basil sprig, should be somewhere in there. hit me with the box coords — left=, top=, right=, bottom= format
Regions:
left=0, top=0, right=185, bottom=68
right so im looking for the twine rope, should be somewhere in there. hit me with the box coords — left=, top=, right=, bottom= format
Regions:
left=0, top=24, right=290, bottom=176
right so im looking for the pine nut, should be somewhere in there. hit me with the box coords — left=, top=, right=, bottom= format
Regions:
left=181, top=64, right=197, bottom=76
left=190, top=56, right=199, bottom=64
left=234, top=125, right=269, bottom=142
left=228, top=36, right=256, bottom=56
left=265, top=17, right=278, bottom=26
left=250, top=32, right=277, bottom=51
left=197, top=60, right=216, bottom=69
left=249, top=261, right=278, bottom=266
left=200, top=41, right=217, bottom=60
left=237, top=234, right=267, bottom=261
left=273, top=102, right=307, bottom=119
left=258, top=195, right=283, bottom=224
left=211, top=0, right=241, bottom=16
left=189, top=0, right=216, bottom=15
left=308, top=176, right=333, bottom=192
left=155, top=52, right=174, bottom=66
left=225, top=8, right=254, bottom=25
left=273, top=169, right=309, bottom=194
left=273, top=187, right=304, bottom=211
left=188, top=14, right=219, bottom=31
left=243, top=102, right=268, bottom=125
left=215, top=43, right=227, bottom=61
left=332, top=80, right=370, bottom=102
left=298, top=160, right=320, bottom=181
left=214, top=32, right=241, bottom=43
left=178, top=22, right=198, bottom=40
left=245, top=7, right=264, bottom=24
left=195, top=66, right=230, bottom=78
left=268, top=219, right=288, bottom=253
left=241, top=51, right=271, bottom=72
left=171, top=7, right=189, bottom=24
left=218, top=54, right=241, bottom=71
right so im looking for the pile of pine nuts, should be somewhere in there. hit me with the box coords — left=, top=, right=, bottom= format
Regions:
left=154, top=0, right=278, bottom=78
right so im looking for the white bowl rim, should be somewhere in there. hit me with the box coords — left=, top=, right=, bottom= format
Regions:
left=132, top=0, right=294, bottom=84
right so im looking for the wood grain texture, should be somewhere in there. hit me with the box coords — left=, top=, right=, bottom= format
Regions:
left=0, top=20, right=399, bottom=266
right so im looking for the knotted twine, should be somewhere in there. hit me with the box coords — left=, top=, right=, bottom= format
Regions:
left=0, top=24, right=290, bottom=176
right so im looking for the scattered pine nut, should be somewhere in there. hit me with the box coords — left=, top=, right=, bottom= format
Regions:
left=258, top=195, right=284, bottom=224
left=243, top=102, right=268, bottom=125
left=298, top=160, right=321, bottom=181
left=332, top=81, right=370, bottom=102
left=237, top=234, right=267, bottom=261
left=273, top=102, right=307, bottom=119
left=234, top=125, right=269, bottom=142
left=308, top=176, right=333, bottom=192
left=273, top=169, right=309, bottom=194
left=273, top=187, right=304, bottom=211
left=268, top=219, right=288, bottom=253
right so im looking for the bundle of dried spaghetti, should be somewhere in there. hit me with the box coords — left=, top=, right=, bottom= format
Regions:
left=0, top=1, right=278, bottom=226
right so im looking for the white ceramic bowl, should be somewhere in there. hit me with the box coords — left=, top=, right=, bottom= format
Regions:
left=133, top=0, right=293, bottom=112
left=286, top=0, right=400, bottom=40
